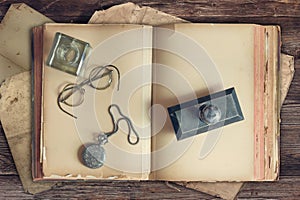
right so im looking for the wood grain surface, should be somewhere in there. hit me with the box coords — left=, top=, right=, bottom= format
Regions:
left=0, top=0, right=300, bottom=199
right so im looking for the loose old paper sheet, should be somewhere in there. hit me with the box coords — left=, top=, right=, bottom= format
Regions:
left=0, top=3, right=53, bottom=84
left=0, top=2, right=295, bottom=199
left=0, top=72, right=55, bottom=194
left=0, top=3, right=55, bottom=194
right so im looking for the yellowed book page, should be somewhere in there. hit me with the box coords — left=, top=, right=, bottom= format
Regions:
left=42, top=24, right=152, bottom=179
left=151, top=23, right=255, bottom=181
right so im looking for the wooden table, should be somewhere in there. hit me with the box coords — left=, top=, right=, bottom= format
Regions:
left=0, top=1, right=299, bottom=199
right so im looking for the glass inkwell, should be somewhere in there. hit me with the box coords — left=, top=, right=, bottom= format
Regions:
left=47, top=32, right=91, bottom=76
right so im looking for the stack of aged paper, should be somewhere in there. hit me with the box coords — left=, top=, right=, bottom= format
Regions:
left=0, top=3, right=295, bottom=199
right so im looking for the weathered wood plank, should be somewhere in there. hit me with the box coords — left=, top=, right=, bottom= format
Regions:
left=0, top=175, right=215, bottom=199
left=281, top=106, right=300, bottom=125
left=0, top=123, right=17, bottom=175
left=280, top=124, right=300, bottom=177
left=0, top=176, right=33, bottom=200
left=1, top=0, right=300, bottom=21
left=280, top=59, right=300, bottom=122
left=0, top=175, right=299, bottom=199
left=238, top=179, right=300, bottom=199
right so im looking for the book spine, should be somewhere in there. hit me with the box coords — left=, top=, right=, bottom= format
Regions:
left=32, top=25, right=45, bottom=180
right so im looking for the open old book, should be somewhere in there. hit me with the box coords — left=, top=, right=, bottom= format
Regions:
left=32, top=23, right=280, bottom=182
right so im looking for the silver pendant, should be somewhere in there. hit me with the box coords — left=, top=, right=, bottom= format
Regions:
left=80, top=104, right=139, bottom=169
left=82, top=134, right=108, bottom=169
